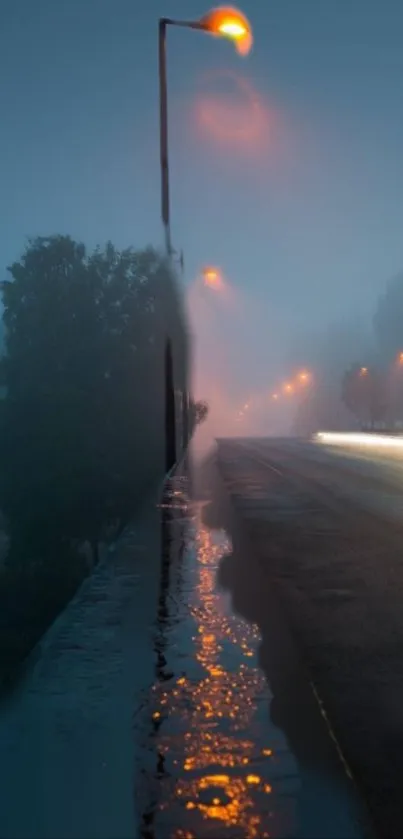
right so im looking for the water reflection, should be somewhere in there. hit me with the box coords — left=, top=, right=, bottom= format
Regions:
left=139, top=472, right=295, bottom=839
left=198, top=453, right=371, bottom=839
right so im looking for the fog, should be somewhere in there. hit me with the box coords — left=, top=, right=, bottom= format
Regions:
left=188, top=274, right=378, bottom=457
left=2, top=0, right=403, bottom=457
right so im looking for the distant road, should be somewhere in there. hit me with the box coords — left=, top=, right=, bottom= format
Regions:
left=216, top=436, right=403, bottom=839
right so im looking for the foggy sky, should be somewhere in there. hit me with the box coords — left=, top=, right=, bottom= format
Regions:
left=2, top=0, right=403, bottom=408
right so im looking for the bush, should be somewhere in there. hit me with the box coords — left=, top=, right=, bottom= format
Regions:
left=0, top=235, right=189, bottom=691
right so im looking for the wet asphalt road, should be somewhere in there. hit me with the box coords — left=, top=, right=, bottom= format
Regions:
left=215, top=436, right=403, bottom=839
left=0, top=449, right=371, bottom=839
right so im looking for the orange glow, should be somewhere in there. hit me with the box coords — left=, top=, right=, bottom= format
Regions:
left=360, top=366, right=368, bottom=376
left=194, top=70, right=270, bottom=154
left=283, top=382, right=293, bottom=394
left=203, top=266, right=222, bottom=288
left=398, top=352, right=403, bottom=365
left=199, top=6, right=253, bottom=55
left=195, top=71, right=269, bottom=153
left=145, top=495, right=279, bottom=839
left=298, top=370, right=310, bottom=384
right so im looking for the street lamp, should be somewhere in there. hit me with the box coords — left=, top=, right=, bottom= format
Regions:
left=159, top=6, right=253, bottom=255
left=202, top=266, right=222, bottom=288
left=159, top=6, right=252, bottom=472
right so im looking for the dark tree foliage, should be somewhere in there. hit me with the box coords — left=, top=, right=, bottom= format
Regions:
left=341, top=364, right=386, bottom=427
left=374, top=272, right=403, bottom=361
left=0, top=235, right=187, bottom=564
left=190, top=398, right=209, bottom=431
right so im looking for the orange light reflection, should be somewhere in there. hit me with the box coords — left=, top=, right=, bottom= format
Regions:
left=146, top=506, right=276, bottom=838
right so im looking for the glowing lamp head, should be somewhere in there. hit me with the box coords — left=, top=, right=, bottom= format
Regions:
left=203, top=266, right=221, bottom=288
left=360, top=366, right=368, bottom=377
left=218, top=18, right=246, bottom=37
left=398, top=352, right=403, bottom=365
left=199, top=6, right=253, bottom=55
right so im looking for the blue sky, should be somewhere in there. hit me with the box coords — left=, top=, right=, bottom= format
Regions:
left=2, top=0, right=403, bottom=402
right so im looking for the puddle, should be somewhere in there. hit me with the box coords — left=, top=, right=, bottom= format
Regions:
left=137, top=476, right=300, bottom=839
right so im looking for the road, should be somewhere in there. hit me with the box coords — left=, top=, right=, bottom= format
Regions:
left=215, top=435, right=403, bottom=839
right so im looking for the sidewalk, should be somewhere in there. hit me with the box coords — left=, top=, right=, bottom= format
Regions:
left=0, top=485, right=165, bottom=839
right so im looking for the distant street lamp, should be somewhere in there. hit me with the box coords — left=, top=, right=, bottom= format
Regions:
left=202, top=266, right=223, bottom=289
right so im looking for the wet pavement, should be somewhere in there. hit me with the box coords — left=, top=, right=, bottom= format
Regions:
left=0, top=491, right=165, bottom=839
left=213, top=437, right=403, bottom=839
left=0, top=454, right=372, bottom=839
left=136, top=460, right=370, bottom=839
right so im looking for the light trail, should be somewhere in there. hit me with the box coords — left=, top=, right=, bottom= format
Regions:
left=315, top=431, right=403, bottom=453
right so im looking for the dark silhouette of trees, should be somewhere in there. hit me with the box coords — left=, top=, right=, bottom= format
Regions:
left=288, top=317, right=374, bottom=436
left=341, top=364, right=386, bottom=428
left=189, top=398, right=209, bottom=433
left=373, top=274, right=403, bottom=423
left=374, top=273, right=403, bottom=362
left=292, top=384, right=354, bottom=436
left=0, top=235, right=188, bottom=566
left=0, top=234, right=191, bottom=691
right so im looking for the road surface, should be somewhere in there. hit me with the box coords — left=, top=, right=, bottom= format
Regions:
left=215, top=435, right=403, bottom=839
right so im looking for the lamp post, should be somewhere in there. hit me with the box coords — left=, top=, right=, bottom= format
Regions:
left=158, top=7, right=252, bottom=255
left=158, top=6, right=252, bottom=472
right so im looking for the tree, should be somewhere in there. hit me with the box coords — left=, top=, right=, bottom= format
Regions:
left=341, top=364, right=386, bottom=428
left=373, top=273, right=403, bottom=423
left=189, top=399, right=209, bottom=435
left=292, top=385, right=355, bottom=436
left=0, top=235, right=187, bottom=565
left=286, top=317, right=375, bottom=436
left=374, top=272, right=403, bottom=362
left=194, top=399, right=209, bottom=426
